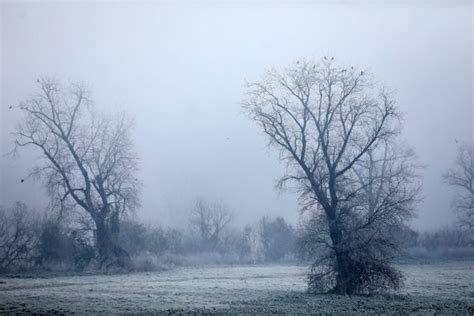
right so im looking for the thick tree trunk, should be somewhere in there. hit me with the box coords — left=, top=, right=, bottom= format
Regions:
left=333, top=250, right=354, bottom=295
left=327, top=216, right=354, bottom=295
left=94, top=217, right=130, bottom=270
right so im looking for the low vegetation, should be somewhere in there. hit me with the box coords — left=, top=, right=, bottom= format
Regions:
left=1, top=199, right=473, bottom=277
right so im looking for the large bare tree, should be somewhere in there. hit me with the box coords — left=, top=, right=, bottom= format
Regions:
left=444, top=143, right=474, bottom=230
left=13, top=79, right=139, bottom=269
left=244, top=58, right=419, bottom=294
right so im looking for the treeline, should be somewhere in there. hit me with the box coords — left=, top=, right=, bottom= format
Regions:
left=1, top=201, right=473, bottom=274
left=0, top=201, right=298, bottom=273
left=403, top=227, right=474, bottom=260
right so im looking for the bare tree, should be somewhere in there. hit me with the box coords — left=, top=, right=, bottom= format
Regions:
left=444, top=143, right=474, bottom=230
left=189, top=199, right=233, bottom=251
left=0, top=202, right=36, bottom=271
left=244, top=58, right=419, bottom=294
left=13, top=79, right=140, bottom=269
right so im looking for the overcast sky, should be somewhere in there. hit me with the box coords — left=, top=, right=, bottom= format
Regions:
left=1, top=1, right=472, bottom=231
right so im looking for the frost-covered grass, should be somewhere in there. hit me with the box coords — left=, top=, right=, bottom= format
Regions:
left=0, top=262, right=473, bottom=314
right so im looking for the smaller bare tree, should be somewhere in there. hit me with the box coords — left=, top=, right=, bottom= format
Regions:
left=189, top=199, right=233, bottom=251
left=0, top=202, right=36, bottom=271
left=13, top=79, right=140, bottom=269
left=444, top=143, right=474, bottom=230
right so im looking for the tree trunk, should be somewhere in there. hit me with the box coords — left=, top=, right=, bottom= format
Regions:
left=94, top=217, right=130, bottom=270
left=333, top=250, right=354, bottom=295
left=327, top=216, right=354, bottom=295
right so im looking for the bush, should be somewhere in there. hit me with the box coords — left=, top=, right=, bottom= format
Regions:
left=36, top=220, right=74, bottom=265
left=35, top=218, right=95, bottom=271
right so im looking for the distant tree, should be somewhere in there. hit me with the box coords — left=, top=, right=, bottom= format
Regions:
left=259, top=217, right=296, bottom=262
left=0, top=202, right=36, bottom=271
left=235, top=225, right=262, bottom=263
left=244, top=58, right=420, bottom=294
left=13, top=79, right=140, bottom=269
left=444, top=144, right=474, bottom=230
left=238, top=225, right=254, bottom=261
left=189, top=199, right=233, bottom=251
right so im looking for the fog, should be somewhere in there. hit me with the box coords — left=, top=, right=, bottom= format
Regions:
left=0, top=1, right=472, bottom=231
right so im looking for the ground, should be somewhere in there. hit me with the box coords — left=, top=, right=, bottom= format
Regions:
left=0, top=262, right=473, bottom=314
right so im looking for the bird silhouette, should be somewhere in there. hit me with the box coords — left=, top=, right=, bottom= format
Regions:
left=323, top=56, right=327, bottom=60
left=9, top=105, right=12, bottom=109
left=331, top=57, right=334, bottom=61
left=296, top=60, right=300, bottom=64
left=20, top=179, right=24, bottom=183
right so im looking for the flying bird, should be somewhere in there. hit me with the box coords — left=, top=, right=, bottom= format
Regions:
left=9, top=105, right=12, bottom=109
left=323, top=56, right=327, bottom=60
left=296, top=60, right=300, bottom=64
left=20, top=179, right=24, bottom=183
left=331, top=57, right=334, bottom=61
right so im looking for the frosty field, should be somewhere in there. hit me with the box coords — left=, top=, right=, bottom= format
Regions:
left=0, top=262, right=473, bottom=314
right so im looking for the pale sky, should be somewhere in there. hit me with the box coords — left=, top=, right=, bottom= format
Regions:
left=1, top=1, right=472, bottom=231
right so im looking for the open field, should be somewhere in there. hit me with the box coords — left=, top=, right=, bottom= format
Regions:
left=0, top=262, right=473, bottom=314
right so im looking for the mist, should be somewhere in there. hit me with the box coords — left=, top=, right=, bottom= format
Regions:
left=1, top=1, right=473, bottom=313
left=1, top=2, right=472, bottom=231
